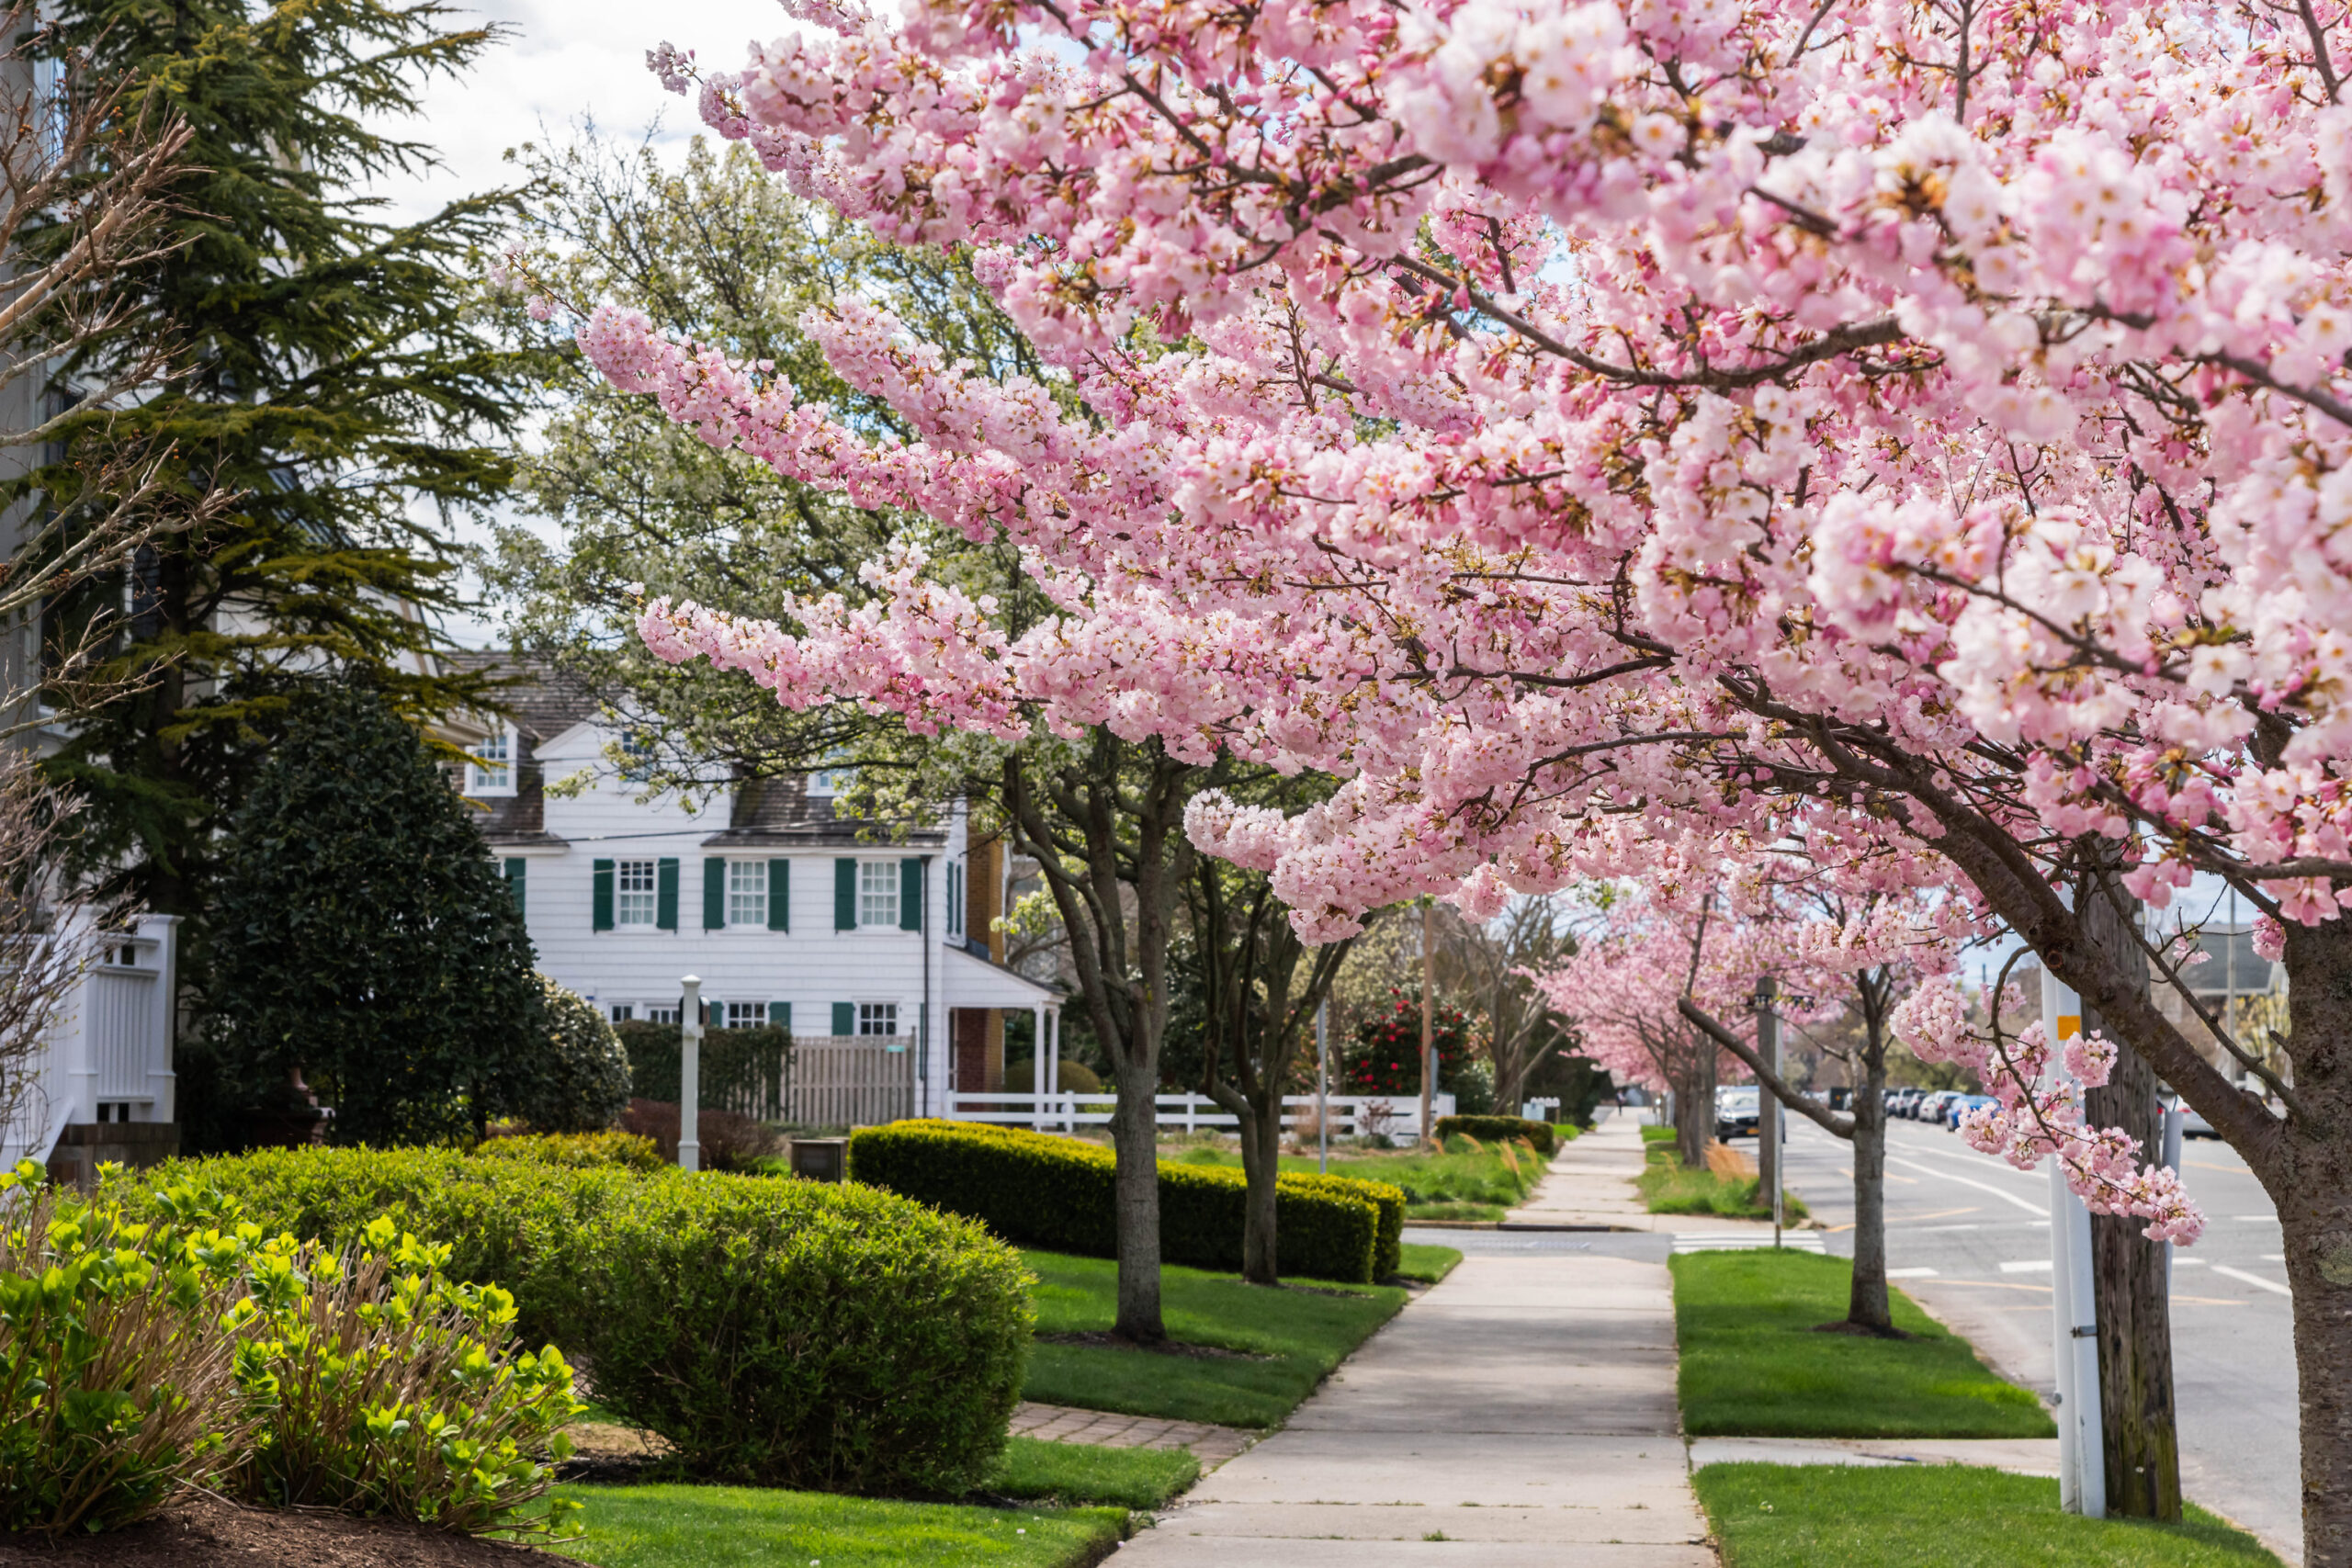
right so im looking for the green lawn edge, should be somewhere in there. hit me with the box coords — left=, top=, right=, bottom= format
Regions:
left=989, top=1438, right=1199, bottom=1509
left=1673, top=1251, right=2053, bottom=1439
left=552, top=1483, right=1128, bottom=1568
left=1694, top=1463, right=2282, bottom=1567
left=1395, top=1242, right=1463, bottom=1283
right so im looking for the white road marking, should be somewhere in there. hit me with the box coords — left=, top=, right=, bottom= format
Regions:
left=2211, top=1265, right=2292, bottom=1298
left=1885, top=1267, right=1939, bottom=1279
left=2262, top=1254, right=2285, bottom=1263
left=2170, top=1257, right=2208, bottom=1268
left=1999, top=1259, right=2053, bottom=1274
left=1885, top=1155, right=2051, bottom=1216
left=2233, top=1215, right=2280, bottom=1224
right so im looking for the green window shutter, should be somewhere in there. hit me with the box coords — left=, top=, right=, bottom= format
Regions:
left=656, top=858, right=680, bottom=931
left=592, top=860, right=615, bottom=931
left=899, top=858, right=923, bottom=931
left=834, top=858, right=857, bottom=930
left=504, top=857, right=526, bottom=918
left=831, top=1001, right=854, bottom=1036
left=704, top=857, right=726, bottom=930
left=769, top=858, right=790, bottom=931
left=769, top=1000, right=791, bottom=1031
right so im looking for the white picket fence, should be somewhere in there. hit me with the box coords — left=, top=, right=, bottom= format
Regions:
left=944, top=1090, right=1457, bottom=1140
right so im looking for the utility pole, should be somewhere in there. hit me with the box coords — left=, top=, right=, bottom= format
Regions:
left=1756, top=976, right=1782, bottom=1247
left=1419, top=897, right=1436, bottom=1148
left=1317, top=997, right=1330, bottom=1175
left=679, top=976, right=703, bottom=1173
left=2041, top=964, right=2105, bottom=1517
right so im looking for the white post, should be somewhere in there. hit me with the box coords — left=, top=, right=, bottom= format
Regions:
left=2163, top=1093, right=2185, bottom=1294
left=2041, top=964, right=2104, bottom=1517
left=1046, top=1006, right=1061, bottom=1131
left=1317, top=998, right=1330, bottom=1175
left=1031, top=1004, right=1046, bottom=1131
left=144, top=914, right=182, bottom=1124
left=679, top=977, right=703, bottom=1173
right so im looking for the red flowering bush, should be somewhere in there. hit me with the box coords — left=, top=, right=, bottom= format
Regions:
left=1340, top=990, right=1476, bottom=1097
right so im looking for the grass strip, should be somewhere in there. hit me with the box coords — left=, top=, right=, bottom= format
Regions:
left=988, top=1438, right=1199, bottom=1509
left=1023, top=1248, right=1404, bottom=1427
left=1638, top=1139, right=1810, bottom=1219
left=1395, top=1242, right=1464, bottom=1283
left=1674, top=1251, right=2052, bottom=1438
left=1695, top=1463, right=2280, bottom=1567
left=1170, top=1139, right=1548, bottom=1210
left=553, top=1483, right=1126, bottom=1568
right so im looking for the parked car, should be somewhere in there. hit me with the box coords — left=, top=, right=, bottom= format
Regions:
left=1918, top=1090, right=1959, bottom=1124
left=1890, top=1088, right=1922, bottom=1119
left=1946, top=1093, right=1997, bottom=1130
left=1715, top=1085, right=1760, bottom=1140
left=2165, top=1094, right=2218, bottom=1141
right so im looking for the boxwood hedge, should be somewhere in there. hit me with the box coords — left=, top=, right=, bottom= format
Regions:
left=848, top=1120, right=1403, bottom=1282
left=1432, top=1114, right=1560, bottom=1156
left=101, top=1147, right=1027, bottom=1495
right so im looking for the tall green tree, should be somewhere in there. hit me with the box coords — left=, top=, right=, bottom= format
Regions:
left=205, top=685, right=543, bottom=1149
left=40, top=0, right=526, bottom=919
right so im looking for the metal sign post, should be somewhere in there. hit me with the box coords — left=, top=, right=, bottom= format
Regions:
left=1756, top=976, right=1783, bottom=1247
left=679, top=976, right=703, bottom=1174
left=1317, top=998, right=1330, bottom=1175
left=2041, top=964, right=2104, bottom=1517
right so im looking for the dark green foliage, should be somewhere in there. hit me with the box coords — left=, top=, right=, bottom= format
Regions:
left=1340, top=988, right=1478, bottom=1097
left=513, top=977, right=632, bottom=1133
left=615, top=1021, right=789, bottom=1119
left=1283, top=1170, right=1405, bottom=1278
left=40, top=0, right=525, bottom=926
left=477, top=1130, right=660, bottom=1171
left=201, top=687, right=544, bottom=1147
left=848, top=1121, right=1385, bottom=1284
left=1431, top=1115, right=1559, bottom=1156
left=105, top=1147, right=1033, bottom=1495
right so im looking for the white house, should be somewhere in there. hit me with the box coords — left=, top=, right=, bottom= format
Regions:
left=456, top=660, right=1063, bottom=1119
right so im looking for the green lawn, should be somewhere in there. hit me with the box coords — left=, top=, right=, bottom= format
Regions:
left=988, top=1438, right=1199, bottom=1509
left=1673, top=1252, right=2052, bottom=1438
left=553, top=1483, right=1126, bottom=1568
left=1395, top=1242, right=1463, bottom=1283
left=1696, top=1464, right=2281, bottom=1567
left=1639, top=1138, right=1810, bottom=1220
left=1170, top=1137, right=1550, bottom=1219
left=1022, top=1248, right=1406, bottom=1427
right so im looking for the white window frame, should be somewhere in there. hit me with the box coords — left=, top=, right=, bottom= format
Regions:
left=641, top=1002, right=681, bottom=1025
left=857, top=860, right=899, bottom=928
left=856, top=1001, right=899, bottom=1037
left=616, top=859, right=658, bottom=928
left=946, top=861, right=964, bottom=937
left=725, top=999, right=768, bottom=1030
left=809, top=762, right=854, bottom=798
left=466, top=726, right=515, bottom=795
left=727, top=859, right=767, bottom=928
left=608, top=1003, right=634, bottom=1023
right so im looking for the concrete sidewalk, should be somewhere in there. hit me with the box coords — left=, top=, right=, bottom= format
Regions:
left=1504, top=1113, right=1775, bottom=1235
left=1118, top=1248, right=1715, bottom=1564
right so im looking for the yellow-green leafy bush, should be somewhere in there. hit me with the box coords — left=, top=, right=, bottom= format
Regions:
left=476, top=1129, right=661, bottom=1170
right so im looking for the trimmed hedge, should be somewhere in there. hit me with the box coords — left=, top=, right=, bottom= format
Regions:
left=616, top=1021, right=789, bottom=1120
left=476, top=1129, right=661, bottom=1169
left=101, top=1147, right=1028, bottom=1495
left=1284, top=1170, right=1406, bottom=1278
left=849, top=1120, right=1398, bottom=1283
left=1433, top=1114, right=1558, bottom=1156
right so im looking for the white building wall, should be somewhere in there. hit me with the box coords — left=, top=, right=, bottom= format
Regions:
left=512, top=727, right=972, bottom=1115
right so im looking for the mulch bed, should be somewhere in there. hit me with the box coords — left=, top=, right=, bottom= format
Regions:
left=0, top=1494, right=559, bottom=1567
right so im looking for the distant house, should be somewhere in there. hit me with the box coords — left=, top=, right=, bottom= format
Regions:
left=449, top=658, right=1060, bottom=1115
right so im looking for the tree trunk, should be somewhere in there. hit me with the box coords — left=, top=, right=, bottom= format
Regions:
left=2279, top=918, right=2352, bottom=1568
left=1674, top=1049, right=1714, bottom=1168
left=2079, top=876, right=2181, bottom=1523
left=1848, top=1035, right=1894, bottom=1334
left=1109, top=1055, right=1168, bottom=1341
left=1240, top=1098, right=1281, bottom=1285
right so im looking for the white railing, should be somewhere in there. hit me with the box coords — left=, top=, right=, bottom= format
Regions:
left=944, top=1090, right=1457, bottom=1140
left=0, top=914, right=180, bottom=1169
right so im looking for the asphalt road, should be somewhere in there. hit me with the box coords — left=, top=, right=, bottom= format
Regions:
left=1773, top=1111, right=2301, bottom=1562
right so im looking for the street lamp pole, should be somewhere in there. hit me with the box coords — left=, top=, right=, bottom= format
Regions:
left=1756, top=976, right=1782, bottom=1247
left=1419, top=897, right=1436, bottom=1149
left=2041, top=963, right=2106, bottom=1517
left=1317, top=997, right=1330, bottom=1175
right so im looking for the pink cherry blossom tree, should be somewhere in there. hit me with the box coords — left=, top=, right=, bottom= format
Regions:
left=550, top=0, right=2352, bottom=1546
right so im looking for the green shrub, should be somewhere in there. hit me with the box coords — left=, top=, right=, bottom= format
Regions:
left=1432, top=1115, right=1557, bottom=1156
left=105, top=1147, right=1032, bottom=1495
left=616, top=1021, right=789, bottom=1120
left=1283, top=1170, right=1406, bottom=1277
left=224, top=1215, right=581, bottom=1536
left=1001, top=1056, right=1102, bottom=1093
left=847, top=1120, right=1384, bottom=1283
left=510, top=976, right=632, bottom=1133
left=0, top=1172, right=247, bottom=1535
left=478, top=1130, right=661, bottom=1170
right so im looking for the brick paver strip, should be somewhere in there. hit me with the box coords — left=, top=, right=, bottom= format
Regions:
left=1012, top=1401, right=1256, bottom=1467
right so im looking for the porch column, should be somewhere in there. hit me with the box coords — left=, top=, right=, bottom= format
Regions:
left=1032, top=1003, right=1047, bottom=1130
left=1046, top=1005, right=1061, bottom=1131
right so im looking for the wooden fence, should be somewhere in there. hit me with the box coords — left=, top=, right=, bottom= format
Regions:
left=786, top=1036, right=917, bottom=1128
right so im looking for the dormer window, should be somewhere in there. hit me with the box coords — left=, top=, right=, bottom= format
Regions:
left=808, top=763, right=854, bottom=798
left=467, top=727, right=515, bottom=795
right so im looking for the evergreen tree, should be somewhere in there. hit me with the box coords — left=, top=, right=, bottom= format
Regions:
left=204, top=685, right=542, bottom=1148
left=39, top=0, right=526, bottom=919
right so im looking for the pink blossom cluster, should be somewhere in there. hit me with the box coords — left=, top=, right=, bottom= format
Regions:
left=1892, top=976, right=2204, bottom=1244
